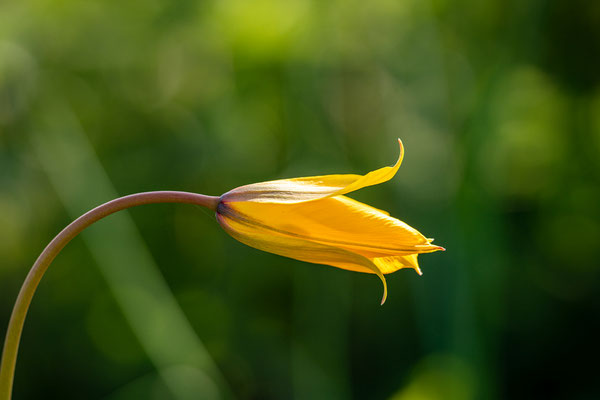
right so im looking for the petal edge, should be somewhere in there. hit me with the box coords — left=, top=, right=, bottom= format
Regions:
left=221, top=139, right=404, bottom=204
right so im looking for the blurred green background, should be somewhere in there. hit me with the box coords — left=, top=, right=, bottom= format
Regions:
left=1, top=0, right=600, bottom=399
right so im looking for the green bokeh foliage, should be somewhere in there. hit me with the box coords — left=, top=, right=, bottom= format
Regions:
left=1, top=0, right=599, bottom=398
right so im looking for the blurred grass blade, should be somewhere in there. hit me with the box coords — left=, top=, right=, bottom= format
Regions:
left=292, top=268, right=351, bottom=400
left=30, top=102, right=231, bottom=400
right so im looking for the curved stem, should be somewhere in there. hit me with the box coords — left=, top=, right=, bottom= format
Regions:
left=0, top=191, right=219, bottom=400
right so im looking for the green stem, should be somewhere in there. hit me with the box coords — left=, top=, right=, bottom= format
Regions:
left=0, top=191, right=219, bottom=400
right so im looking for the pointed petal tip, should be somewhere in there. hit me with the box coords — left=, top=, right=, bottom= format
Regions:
left=379, top=275, right=388, bottom=305
left=396, top=138, right=405, bottom=167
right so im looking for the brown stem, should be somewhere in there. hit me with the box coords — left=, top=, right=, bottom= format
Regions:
left=0, top=191, right=219, bottom=399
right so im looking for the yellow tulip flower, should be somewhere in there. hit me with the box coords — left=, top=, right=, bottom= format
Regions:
left=0, top=139, right=444, bottom=398
left=216, top=139, right=444, bottom=304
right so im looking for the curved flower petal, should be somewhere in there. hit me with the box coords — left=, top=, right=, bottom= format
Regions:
left=217, top=213, right=389, bottom=304
left=215, top=139, right=444, bottom=304
left=221, top=139, right=404, bottom=204
left=372, top=254, right=422, bottom=275
left=219, top=194, right=442, bottom=258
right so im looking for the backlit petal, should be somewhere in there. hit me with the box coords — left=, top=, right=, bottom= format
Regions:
left=219, top=194, right=442, bottom=257
left=217, top=213, right=389, bottom=304
left=372, top=254, right=422, bottom=275
left=221, top=139, right=404, bottom=204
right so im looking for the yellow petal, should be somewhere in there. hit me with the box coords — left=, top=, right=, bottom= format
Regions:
left=217, top=213, right=389, bottom=304
left=326, top=138, right=404, bottom=198
left=372, top=254, right=422, bottom=275
left=220, top=194, right=442, bottom=257
left=221, top=139, right=404, bottom=204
